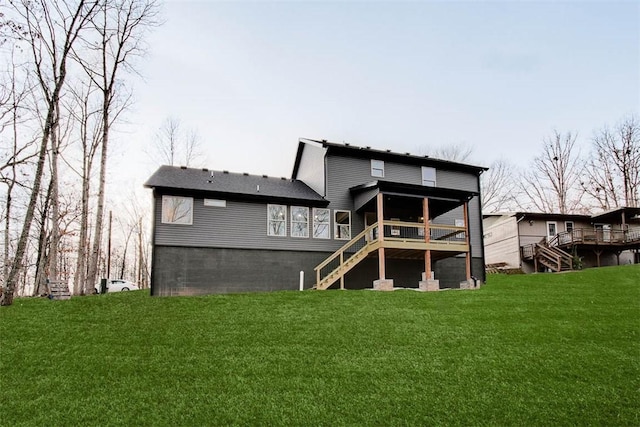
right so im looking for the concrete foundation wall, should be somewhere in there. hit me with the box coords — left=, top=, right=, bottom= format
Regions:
left=152, top=246, right=331, bottom=296
left=152, top=246, right=485, bottom=295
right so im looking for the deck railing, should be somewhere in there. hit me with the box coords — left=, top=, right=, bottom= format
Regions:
left=315, top=224, right=376, bottom=287
left=552, top=227, right=640, bottom=246
left=315, top=221, right=469, bottom=288
left=383, top=220, right=467, bottom=244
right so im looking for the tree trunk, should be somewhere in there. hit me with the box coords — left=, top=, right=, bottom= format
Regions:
left=85, top=105, right=109, bottom=294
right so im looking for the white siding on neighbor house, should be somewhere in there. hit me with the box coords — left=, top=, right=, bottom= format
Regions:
left=517, top=218, right=593, bottom=246
left=154, top=196, right=348, bottom=253
left=483, top=216, right=520, bottom=267
left=296, top=143, right=326, bottom=197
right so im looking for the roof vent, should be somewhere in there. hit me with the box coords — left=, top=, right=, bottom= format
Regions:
left=405, top=152, right=411, bottom=155
left=262, top=175, right=268, bottom=178
left=344, top=143, right=350, bottom=146
left=223, top=170, right=229, bottom=174
left=366, top=146, right=371, bottom=149
left=386, top=149, right=392, bottom=152
left=243, top=172, right=249, bottom=176
left=202, top=168, right=208, bottom=172
left=180, top=166, right=187, bottom=169
left=281, top=177, right=287, bottom=180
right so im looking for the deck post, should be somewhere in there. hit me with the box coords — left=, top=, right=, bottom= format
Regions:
left=377, top=193, right=386, bottom=280
left=372, top=192, right=395, bottom=290
left=423, top=197, right=432, bottom=278
left=594, top=249, right=602, bottom=267
left=340, top=252, right=345, bottom=289
left=463, top=200, right=471, bottom=281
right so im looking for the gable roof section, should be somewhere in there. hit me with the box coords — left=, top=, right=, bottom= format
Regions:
left=144, top=165, right=328, bottom=207
left=292, top=138, right=488, bottom=178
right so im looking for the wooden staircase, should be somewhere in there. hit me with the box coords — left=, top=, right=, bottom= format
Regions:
left=314, top=224, right=377, bottom=290
left=535, top=242, right=573, bottom=272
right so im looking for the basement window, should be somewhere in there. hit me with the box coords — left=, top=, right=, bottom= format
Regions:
left=267, top=204, right=287, bottom=237
left=291, top=206, right=309, bottom=238
left=313, top=208, right=330, bottom=239
left=161, top=196, right=193, bottom=225
left=334, top=210, right=351, bottom=240
left=371, top=160, right=385, bottom=178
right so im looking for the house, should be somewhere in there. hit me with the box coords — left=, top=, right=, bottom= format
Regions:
left=483, top=208, right=640, bottom=273
left=144, top=139, right=488, bottom=296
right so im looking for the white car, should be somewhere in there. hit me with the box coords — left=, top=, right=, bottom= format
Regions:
left=95, top=279, right=139, bottom=293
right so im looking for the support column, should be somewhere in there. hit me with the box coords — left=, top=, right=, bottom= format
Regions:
left=423, top=197, right=431, bottom=278
left=419, top=197, right=439, bottom=291
left=377, top=192, right=385, bottom=280
left=373, top=192, right=393, bottom=290
left=463, top=200, right=471, bottom=281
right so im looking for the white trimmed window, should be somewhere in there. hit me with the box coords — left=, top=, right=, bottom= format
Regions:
left=371, top=160, right=385, bottom=178
left=291, top=206, right=309, bottom=238
left=334, top=210, right=351, bottom=240
left=422, top=166, right=436, bottom=187
left=161, top=195, right=193, bottom=225
left=267, top=204, right=287, bottom=237
left=313, top=208, right=330, bottom=239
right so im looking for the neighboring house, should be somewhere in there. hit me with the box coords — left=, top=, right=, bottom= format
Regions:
left=144, top=139, right=488, bottom=296
left=483, top=208, right=640, bottom=273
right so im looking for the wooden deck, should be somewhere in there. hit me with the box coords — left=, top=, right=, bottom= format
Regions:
left=553, top=227, right=640, bottom=249
left=314, top=221, right=469, bottom=290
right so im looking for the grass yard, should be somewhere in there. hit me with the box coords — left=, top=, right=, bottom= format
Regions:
left=1, top=265, right=639, bottom=426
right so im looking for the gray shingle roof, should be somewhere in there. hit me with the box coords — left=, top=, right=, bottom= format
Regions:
left=144, top=165, right=327, bottom=206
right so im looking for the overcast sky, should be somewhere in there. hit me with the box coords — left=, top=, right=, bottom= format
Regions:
left=113, top=0, right=639, bottom=195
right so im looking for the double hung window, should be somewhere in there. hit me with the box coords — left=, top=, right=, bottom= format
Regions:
left=313, top=208, right=330, bottom=239
left=291, top=206, right=309, bottom=238
left=267, top=204, right=287, bottom=236
left=334, top=210, right=351, bottom=240
left=371, top=160, right=385, bottom=178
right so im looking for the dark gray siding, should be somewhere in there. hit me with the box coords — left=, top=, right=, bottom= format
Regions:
left=152, top=246, right=331, bottom=295
left=155, top=196, right=348, bottom=253
left=296, top=143, right=326, bottom=196
left=437, top=169, right=479, bottom=192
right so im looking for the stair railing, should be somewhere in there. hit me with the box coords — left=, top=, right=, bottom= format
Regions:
left=315, top=223, right=377, bottom=287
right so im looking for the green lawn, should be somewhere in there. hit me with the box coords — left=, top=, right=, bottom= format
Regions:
left=1, top=265, right=639, bottom=426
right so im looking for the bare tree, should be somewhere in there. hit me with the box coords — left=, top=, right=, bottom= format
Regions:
left=481, top=159, right=518, bottom=213
left=1, top=0, right=99, bottom=306
left=519, top=130, right=585, bottom=214
left=418, top=142, right=474, bottom=163
left=61, top=80, right=103, bottom=294
left=582, top=116, right=640, bottom=209
left=0, top=52, right=38, bottom=288
left=150, top=116, right=205, bottom=167
left=76, top=0, right=159, bottom=295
